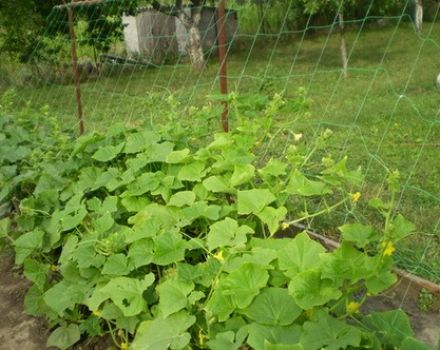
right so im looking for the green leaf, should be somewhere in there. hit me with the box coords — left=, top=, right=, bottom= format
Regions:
left=44, top=281, right=87, bottom=315
left=221, top=263, right=270, bottom=309
left=256, top=206, right=287, bottom=235
left=166, top=149, right=190, bottom=163
left=203, top=175, right=231, bottom=193
left=123, top=172, right=162, bottom=196
left=87, top=274, right=154, bottom=317
left=362, top=309, right=414, bottom=347
left=339, top=223, right=378, bottom=248
left=387, top=214, right=416, bottom=242
left=285, top=170, right=329, bottom=196
left=102, top=254, right=132, bottom=275
left=14, top=229, right=45, bottom=264
left=168, top=191, right=196, bottom=207
left=241, top=287, right=302, bottom=326
left=206, top=288, right=235, bottom=322
left=247, top=323, right=302, bottom=350
left=177, top=161, right=206, bottom=182
left=0, top=217, right=11, bottom=238
left=401, top=337, right=431, bottom=350
left=289, top=269, right=342, bottom=309
left=207, top=217, right=254, bottom=252
left=153, top=231, right=187, bottom=266
left=47, top=324, right=81, bottom=350
left=207, top=330, right=247, bottom=350
left=237, top=189, right=276, bottom=215
left=301, top=310, right=362, bottom=350
left=92, top=142, right=125, bottom=162
left=259, top=159, right=287, bottom=177
left=121, top=196, right=150, bottom=212
left=230, top=164, right=255, bottom=187
left=131, top=311, right=196, bottom=350
left=365, top=270, right=398, bottom=295
left=278, top=232, right=325, bottom=277
left=157, top=278, right=194, bottom=317
left=23, top=258, right=48, bottom=291
left=94, top=212, right=114, bottom=233
left=128, top=238, right=154, bottom=268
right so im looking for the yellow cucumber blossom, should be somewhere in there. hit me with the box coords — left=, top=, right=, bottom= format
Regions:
left=92, top=309, right=101, bottom=317
left=381, top=241, right=396, bottom=256
left=280, top=222, right=290, bottom=230
left=50, top=264, right=58, bottom=272
left=350, top=192, right=361, bottom=203
left=213, top=250, right=225, bottom=263
left=120, top=342, right=129, bottom=350
left=346, top=301, right=361, bottom=314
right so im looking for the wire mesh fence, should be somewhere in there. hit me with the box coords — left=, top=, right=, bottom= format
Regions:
left=2, top=0, right=439, bottom=282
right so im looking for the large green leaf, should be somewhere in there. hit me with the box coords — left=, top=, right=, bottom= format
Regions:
left=288, top=269, right=342, bottom=309
left=23, top=258, right=48, bottom=291
left=92, top=142, right=125, bottom=162
left=166, top=149, right=190, bottom=163
left=47, top=324, right=81, bottom=350
left=278, top=232, right=325, bottom=277
left=230, top=164, right=255, bottom=187
left=387, top=214, right=416, bottom=242
left=338, top=223, right=378, bottom=248
left=221, top=263, right=270, bottom=309
left=168, top=191, right=196, bottom=207
left=102, top=254, right=132, bottom=276
left=256, top=206, right=287, bottom=235
left=157, top=278, right=194, bottom=317
left=285, top=170, right=329, bottom=197
left=237, top=189, right=276, bottom=215
left=128, top=238, right=154, bottom=268
left=361, top=309, right=414, bottom=347
left=153, top=231, right=187, bottom=266
left=206, top=330, right=247, bottom=350
left=241, top=287, right=302, bottom=326
left=131, top=311, right=196, bottom=350
left=246, top=323, right=302, bottom=350
left=44, top=281, right=88, bottom=315
left=207, top=217, right=254, bottom=252
left=177, top=161, right=206, bottom=182
left=301, top=310, right=362, bottom=350
left=87, top=274, right=154, bottom=317
left=14, top=229, right=45, bottom=264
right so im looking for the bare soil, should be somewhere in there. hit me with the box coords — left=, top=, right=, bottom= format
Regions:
left=0, top=253, right=48, bottom=350
left=0, top=252, right=439, bottom=349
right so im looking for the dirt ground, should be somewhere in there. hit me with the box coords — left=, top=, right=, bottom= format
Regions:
left=0, top=253, right=439, bottom=350
left=0, top=253, right=48, bottom=350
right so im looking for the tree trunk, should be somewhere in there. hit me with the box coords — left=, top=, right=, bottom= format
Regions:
left=415, top=0, right=423, bottom=33
left=178, top=7, right=205, bottom=71
left=338, top=12, right=348, bottom=79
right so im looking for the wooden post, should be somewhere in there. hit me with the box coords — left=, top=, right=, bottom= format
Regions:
left=67, top=5, right=85, bottom=134
left=217, top=0, right=229, bottom=132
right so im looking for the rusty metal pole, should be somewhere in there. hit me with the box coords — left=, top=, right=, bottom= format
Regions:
left=67, top=5, right=85, bottom=134
left=217, top=0, right=229, bottom=132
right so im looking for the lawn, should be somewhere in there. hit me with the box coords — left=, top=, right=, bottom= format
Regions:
left=7, top=19, right=440, bottom=282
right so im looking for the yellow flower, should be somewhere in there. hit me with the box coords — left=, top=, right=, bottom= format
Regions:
left=92, top=309, right=101, bottom=317
left=50, top=264, right=58, bottom=272
left=350, top=192, right=361, bottom=203
left=293, top=133, right=303, bottom=142
left=198, top=329, right=206, bottom=347
left=346, top=301, right=360, bottom=314
left=120, top=342, right=129, bottom=350
left=213, top=250, right=224, bottom=263
left=280, top=222, right=290, bottom=230
left=382, top=241, right=396, bottom=256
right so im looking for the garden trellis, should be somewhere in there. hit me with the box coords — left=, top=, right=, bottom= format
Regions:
left=1, top=0, right=440, bottom=348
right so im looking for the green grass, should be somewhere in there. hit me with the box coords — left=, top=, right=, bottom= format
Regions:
left=6, top=19, right=440, bottom=282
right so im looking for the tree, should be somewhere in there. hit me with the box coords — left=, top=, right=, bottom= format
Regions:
left=300, top=0, right=406, bottom=78
left=150, top=0, right=206, bottom=71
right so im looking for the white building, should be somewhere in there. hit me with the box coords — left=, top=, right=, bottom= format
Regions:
left=122, top=7, right=238, bottom=61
